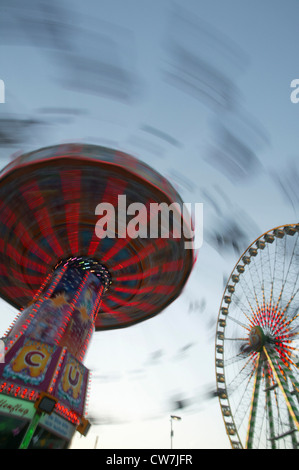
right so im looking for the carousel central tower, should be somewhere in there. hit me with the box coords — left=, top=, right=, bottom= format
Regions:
left=0, top=143, right=194, bottom=448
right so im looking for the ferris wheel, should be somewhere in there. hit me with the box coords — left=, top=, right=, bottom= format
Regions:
left=215, top=224, right=299, bottom=449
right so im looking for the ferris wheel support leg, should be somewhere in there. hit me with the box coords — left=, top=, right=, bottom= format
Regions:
left=19, top=411, right=42, bottom=449
left=245, top=354, right=263, bottom=449
left=265, top=372, right=276, bottom=449
left=263, top=347, right=299, bottom=432
left=288, top=410, right=298, bottom=449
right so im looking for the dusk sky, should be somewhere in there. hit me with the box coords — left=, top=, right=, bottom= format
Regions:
left=0, top=0, right=298, bottom=449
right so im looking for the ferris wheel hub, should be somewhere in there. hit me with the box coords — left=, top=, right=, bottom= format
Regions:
left=248, top=325, right=265, bottom=352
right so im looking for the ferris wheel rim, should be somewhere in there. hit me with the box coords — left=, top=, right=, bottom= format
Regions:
left=215, top=223, right=299, bottom=449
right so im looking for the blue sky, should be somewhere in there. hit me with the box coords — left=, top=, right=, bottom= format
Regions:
left=0, top=0, right=299, bottom=449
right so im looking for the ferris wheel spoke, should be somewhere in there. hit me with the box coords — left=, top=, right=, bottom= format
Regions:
left=274, top=235, right=299, bottom=313
left=224, top=350, right=252, bottom=368
left=247, top=258, right=264, bottom=312
left=228, top=293, right=255, bottom=327
left=236, top=277, right=261, bottom=323
left=232, top=370, right=257, bottom=432
left=225, top=356, right=261, bottom=436
left=226, top=314, right=250, bottom=330
left=245, top=353, right=263, bottom=449
left=223, top=337, right=247, bottom=341
left=282, top=233, right=299, bottom=288
left=280, top=294, right=299, bottom=331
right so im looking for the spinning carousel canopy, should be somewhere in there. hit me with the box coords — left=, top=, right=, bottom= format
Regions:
left=0, top=143, right=195, bottom=331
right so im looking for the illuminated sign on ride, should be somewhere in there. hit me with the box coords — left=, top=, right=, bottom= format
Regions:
left=0, top=395, right=34, bottom=419
left=0, top=336, right=89, bottom=416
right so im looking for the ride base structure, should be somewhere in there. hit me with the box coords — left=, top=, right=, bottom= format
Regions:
left=0, top=144, right=194, bottom=449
